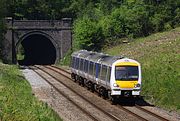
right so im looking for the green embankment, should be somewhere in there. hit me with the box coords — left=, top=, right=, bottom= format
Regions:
left=105, top=27, right=180, bottom=111
left=0, top=63, right=62, bottom=121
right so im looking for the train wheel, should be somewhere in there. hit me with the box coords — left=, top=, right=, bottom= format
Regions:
left=74, top=75, right=78, bottom=82
left=103, top=90, right=108, bottom=99
left=87, top=82, right=91, bottom=90
left=78, top=77, right=82, bottom=85
left=111, top=96, right=117, bottom=105
left=71, top=73, right=75, bottom=80
left=81, top=78, right=85, bottom=87
left=90, top=83, right=95, bottom=93
left=100, top=87, right=107, bottom=99
left=107, top=90, right=111, bottom=99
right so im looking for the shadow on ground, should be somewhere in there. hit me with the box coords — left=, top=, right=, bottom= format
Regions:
left=117, top=96, right=154, bottom=106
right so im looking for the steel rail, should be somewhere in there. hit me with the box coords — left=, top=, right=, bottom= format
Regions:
left=135, top=105, right=169, bottom=121
left=50, top=65, right=170, bottom=121
left=46, top=65, right=148, bottom=121
left=30, top=66, right=99, bottom=121
left=35, top=65, right=121, bottom=121
left=40, top=65, right=122, bottom=121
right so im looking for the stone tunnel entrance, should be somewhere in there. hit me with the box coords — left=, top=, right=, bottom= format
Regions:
left=17, top=34, right=56, bottom=65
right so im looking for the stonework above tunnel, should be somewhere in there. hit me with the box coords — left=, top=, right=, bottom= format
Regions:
left=3, top=17, right=72, bottom=64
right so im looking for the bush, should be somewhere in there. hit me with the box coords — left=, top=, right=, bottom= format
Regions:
left=101, top=4, right=149, bottom=42
left=72, top=1, right=180, bottom=51
left=174, top=8, right=180, bottom=27
left=73, top=16, right=104, bottom=51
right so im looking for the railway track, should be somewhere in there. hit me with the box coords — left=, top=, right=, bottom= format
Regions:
left=31, top=65, right=122, bottom=121
left=47, top=65, right=170, bottom=121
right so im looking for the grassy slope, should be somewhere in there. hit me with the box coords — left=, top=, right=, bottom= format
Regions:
left=105, top=27, right=180, bottom=111
left=0, top=63, right=62, bottom=121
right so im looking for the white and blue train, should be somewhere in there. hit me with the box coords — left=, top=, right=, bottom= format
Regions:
left=70, top=50, right=142, bottom=103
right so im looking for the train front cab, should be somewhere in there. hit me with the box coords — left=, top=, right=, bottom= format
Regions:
left=110, top=59, right=141, bottom=101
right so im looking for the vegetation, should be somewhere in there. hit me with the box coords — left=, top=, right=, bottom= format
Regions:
left=0, top=0, right=179, bottom=114
left=0, top=0, right=6, bottom=61
left=0, top=0, right=179, bottom=51
left=105, top=27, right=180, bottom=111
left=73, top=0, right=180, bottom=51
left=0, top=63, right=62, bottom=120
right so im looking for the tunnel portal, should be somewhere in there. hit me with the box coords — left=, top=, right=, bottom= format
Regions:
left=18, top=34, right=56, bottom=65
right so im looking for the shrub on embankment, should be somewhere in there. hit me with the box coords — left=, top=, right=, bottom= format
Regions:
left=105, top=27, right=180, bottom=111
left=73, top=1, right=180, bottom=51
left=0, top=63, right=61, bottom=121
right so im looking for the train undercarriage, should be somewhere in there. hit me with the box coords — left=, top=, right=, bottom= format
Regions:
left=71, top=73, right=138, bottom=104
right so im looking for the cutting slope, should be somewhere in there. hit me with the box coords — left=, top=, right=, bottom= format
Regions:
left=105, top=27, right=180, bottom=111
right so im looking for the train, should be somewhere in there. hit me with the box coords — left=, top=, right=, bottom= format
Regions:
left=70, top=50, right=141, bottom=104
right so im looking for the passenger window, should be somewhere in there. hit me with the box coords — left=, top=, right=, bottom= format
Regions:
left=107, top=67, right=111, bottom=83
left=89, top=61, right=94, bottom=75
left=82, top=59, right=85, bottom=71
left=98, top=64, right=101, bottom=78
left=93, top=63, right=95, bottom=76
left=95, top=63, right=101, bottom=78
left=76, top=58, right=79, bottom=69
left=71, top=57, right=74, bottom=68
left=100, top=65, right=107, bottom=81
left=74, top=58, right=76, bottom=68
left=80, top=59, right=84, bottom=71
left=84, top=60, right=88, bottom=73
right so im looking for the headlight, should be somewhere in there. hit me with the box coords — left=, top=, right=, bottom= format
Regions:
left=134, top=83, right=141, bottom=88
left=113, top=83, right=119, bottom=87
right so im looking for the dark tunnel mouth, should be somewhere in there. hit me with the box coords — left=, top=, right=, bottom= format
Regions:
left=18, top=34, right=56, bottom=66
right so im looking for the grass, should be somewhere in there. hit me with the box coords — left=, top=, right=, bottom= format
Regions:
left=58, top=48, right=72, bottom=66
left=0, top=63, right=62, bottom=121
left=104, top=27, right=180, bottom=111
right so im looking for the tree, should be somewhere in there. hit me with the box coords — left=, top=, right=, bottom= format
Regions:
left=0, top=0, right=6, bottom=59
left=73, top=16, right=104, bottom=51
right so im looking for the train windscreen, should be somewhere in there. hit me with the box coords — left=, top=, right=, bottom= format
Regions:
left=115, top=66, right=139, bottom=81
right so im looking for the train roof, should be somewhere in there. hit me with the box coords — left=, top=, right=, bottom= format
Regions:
left=72, top=50, right=124, bottom=66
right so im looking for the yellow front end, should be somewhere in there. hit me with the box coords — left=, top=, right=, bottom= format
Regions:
left=113, top=61, right=141, bottom=96
left=116, top=80, right=138, bottom=89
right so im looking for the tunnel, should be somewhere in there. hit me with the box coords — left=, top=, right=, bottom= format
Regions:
left=18, top=34, right=56, bottom=65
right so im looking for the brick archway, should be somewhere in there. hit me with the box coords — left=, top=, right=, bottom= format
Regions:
left=3, top=18, right=72, bottom=64
left=16, top=31, right=59, bottom=65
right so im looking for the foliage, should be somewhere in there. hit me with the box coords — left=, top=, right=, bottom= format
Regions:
left=72, top=0, right=180, bottom=51
left=1, top=0, right=180, bottom=51
left=174, top=8, right=180, bottom=27
left=0, top=0, right=6, bottom=60
left=105, top=27, right=180, bottom=111
left=0, top=0, right=179, bottom=115
left=58, top=48, right=72, bottom=66
left=0, top=63, right=62, bottom=120
left=73, top=15, right=104, bottom=51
